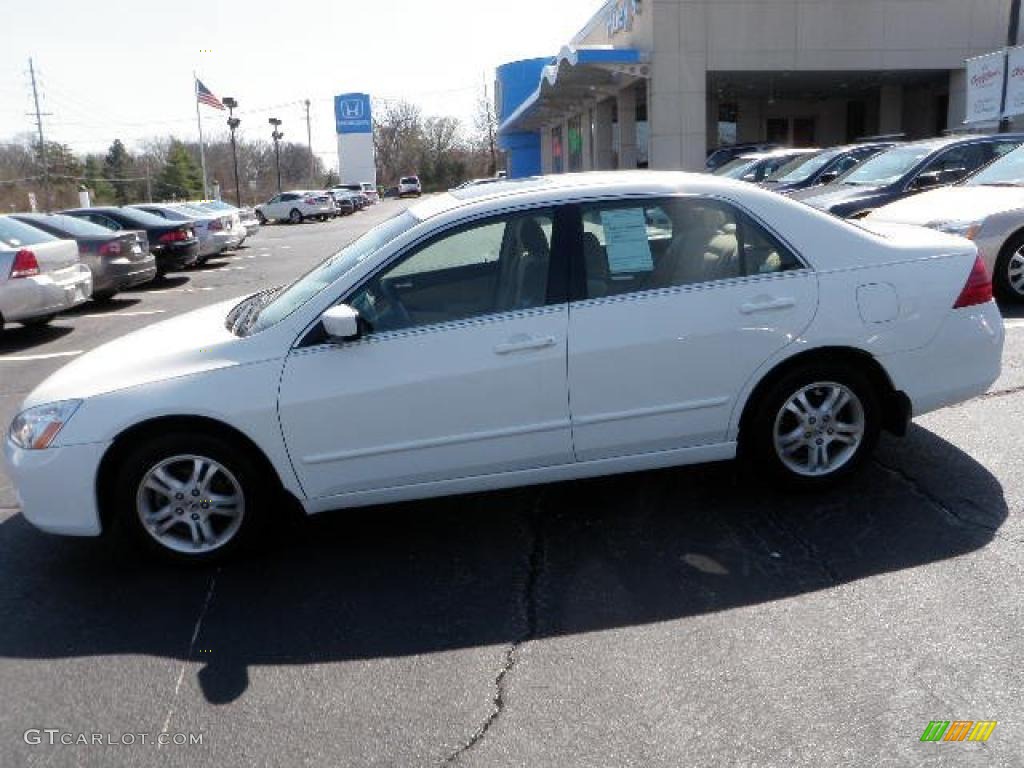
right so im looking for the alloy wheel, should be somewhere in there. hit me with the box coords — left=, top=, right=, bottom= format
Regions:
left=1008, top=248, right=1024, bottom=297
left=136, top=454, right=245, bottom=554
left=772, top=381, right=865, bottom=477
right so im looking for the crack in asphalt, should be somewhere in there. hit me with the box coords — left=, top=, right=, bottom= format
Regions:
left=762, top=507, right=841, bottom=585
left=873, top=459, right=1009, bottom=541
left=441, top=495, right=545, bottom=766
left=961, top=383, right=1024, bottom=405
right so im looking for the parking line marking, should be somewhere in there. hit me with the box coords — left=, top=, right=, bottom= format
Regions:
left=1005, top=319, right=1024, bottom=330
left=79, top=310, right=166, bottom=318
left=0, top=350, right=83, bottom=362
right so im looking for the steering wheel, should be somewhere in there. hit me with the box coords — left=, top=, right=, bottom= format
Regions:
left=377, top=278, right=412, bottom=327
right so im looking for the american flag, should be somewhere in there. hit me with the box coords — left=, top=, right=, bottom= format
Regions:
left=195, top=79, right=225, bottom=110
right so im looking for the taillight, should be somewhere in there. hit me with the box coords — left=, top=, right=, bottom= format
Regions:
left=159, top=229, right=189, bottom=243
left=10, top=249, right=40, bottom=279
left=953, top=254, right=993, bottom=308
left=98, top=241, right=122, bottom=256
left=304, top=197, right=317, bottom=205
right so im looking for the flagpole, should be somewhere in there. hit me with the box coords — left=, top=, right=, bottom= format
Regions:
left=194, top=72, right=210, bottom=199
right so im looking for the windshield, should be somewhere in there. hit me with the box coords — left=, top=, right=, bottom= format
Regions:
left=767, top=150, right=837, bottom=183
left=238, top=210, right=419, bottom=335
left=839, top=144, right=933, bottom=186
left=713, top=157, right=759, bottom=178
left=967, top=145, right=1024, bottom=186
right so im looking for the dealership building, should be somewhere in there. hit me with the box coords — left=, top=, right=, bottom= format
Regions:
left=496, top=0, right=1021, bottom=176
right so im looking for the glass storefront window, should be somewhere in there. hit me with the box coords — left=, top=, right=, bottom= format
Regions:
left=568, top=116, right=583, bottom=172
left=552, top=125, right=564, bottom=173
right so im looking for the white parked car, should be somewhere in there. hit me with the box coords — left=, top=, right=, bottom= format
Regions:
left=360, top=182, right=380, bottom=204
left=255, top=191, right=335, bottom=224
left=0, top=216, right=93, bottom=331
left=398, top=176, right=422, bottom=197
left=3, top=172, right=1003, bottom=562
left=867, top=143, right=1024, bottom=301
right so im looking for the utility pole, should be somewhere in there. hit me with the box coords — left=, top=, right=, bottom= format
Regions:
left=483, top=73, right=497, bottom=176
left=304, top=99, right=315, bottom=186
left=28, top=58, right=50, bottom=211
left=1002, top=0, right=1022, bottom=132
left=224, top=97, right=242, bottom=207
left=269, top=118, right=284, bottom=193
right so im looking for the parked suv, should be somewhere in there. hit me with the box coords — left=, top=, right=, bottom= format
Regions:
left=791, top=134, right=1024, bottom=218
left=255, top=192, right=336, bottom=224
left=398, top=176, right=422, bottom=197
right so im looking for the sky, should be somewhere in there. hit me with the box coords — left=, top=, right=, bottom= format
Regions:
left=0, top=0, right=603, bottom=172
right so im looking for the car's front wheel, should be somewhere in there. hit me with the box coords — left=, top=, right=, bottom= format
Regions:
left=255, top=210, right=267, bottom=225
left=113, top=433, right=266, bottom=563
left=994, top=233, right=1024, bottom=302
left=744, top=362, right=880, bottom=488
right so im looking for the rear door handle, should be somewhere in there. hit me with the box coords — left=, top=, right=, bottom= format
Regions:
left=494, top=335, right=557, bottom=355
left=740, top=297, right=796, bottom=314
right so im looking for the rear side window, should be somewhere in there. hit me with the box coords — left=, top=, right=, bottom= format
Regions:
left=23, top=214, right=112, bottom=238
left=0, top=217, right=57, bottom=248
left=578, top=198, right=802, bottom=299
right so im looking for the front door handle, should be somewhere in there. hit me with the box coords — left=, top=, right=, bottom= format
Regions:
left=740, top=297, right=796, bottom=314
left=494, top=335, right=557, bottom=355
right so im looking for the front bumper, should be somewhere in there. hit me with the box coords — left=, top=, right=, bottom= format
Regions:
left=3, top=437, right=108, bottom=536
left=0, top=264, right=92, bottom=322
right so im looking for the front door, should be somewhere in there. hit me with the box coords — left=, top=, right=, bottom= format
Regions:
left=278, top=207, right=574, bottom=499
left=567, top=196, right=818, bottom=462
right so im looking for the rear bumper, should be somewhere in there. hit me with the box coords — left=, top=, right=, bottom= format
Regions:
left=242, top=221, right=260, bottom=237
left=93, top=256, right=158, bottom=293
left=199, top=232, right=240, bottom=258
left=153, top=242, right=200, bottom=271
left=0, top=264, right=93, bottom=322
left=3, top=437, right=106, bottom=536
left=878, top=301, right=1005, bottom=417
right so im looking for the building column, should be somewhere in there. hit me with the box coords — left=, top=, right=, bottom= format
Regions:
left=581, top=108, right=594, bottom=171
left=594, top=99, right=615, bottom=170
left=541, top=127, right=553, bottom=174
left=617, top=87, right=638, bottom=169
left=879, top=84, right=904, bottom=135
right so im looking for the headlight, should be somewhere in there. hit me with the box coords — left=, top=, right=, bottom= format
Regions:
left=931, top=220, right=983, bottom=240
left=8, top=400, right=82, bottom=450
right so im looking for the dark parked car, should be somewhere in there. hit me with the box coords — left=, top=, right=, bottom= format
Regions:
left=790, top=134, right=1024, bottom=218
left=10, top=213, right=157, bottom=301
left=759, top=142, right=897, bottom=194
left=60, top=207, right=200, bottom=275
left=705, top=142, right=781, bottom=171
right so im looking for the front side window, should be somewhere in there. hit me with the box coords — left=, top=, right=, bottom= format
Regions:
left=579, top=198, right=801, bottom=300
left=349, top=210, right=555, bottom=334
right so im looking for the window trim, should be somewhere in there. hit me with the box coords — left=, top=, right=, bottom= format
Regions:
left=294, top=202, right=570, bottom=348
left=566, top=193, right=810, bottom=303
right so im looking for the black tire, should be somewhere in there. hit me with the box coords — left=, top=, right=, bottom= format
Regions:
left=741, top=361, right=881, bottom=490
left=289, top=208, right=303, bottom=225
left=92, top=290, right=117, bottom=302
left=111, top=432, right=268, bottom=564
left=994, top=232, right=1024, bottom=303
left=21, top=314, right=56, bottom=327
left=255, top=210, right=267, bottom=225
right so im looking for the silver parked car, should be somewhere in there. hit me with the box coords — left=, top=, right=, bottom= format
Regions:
left=195, top=199, right=259, bottom=241
left=0, top=216, right=92, bottom=331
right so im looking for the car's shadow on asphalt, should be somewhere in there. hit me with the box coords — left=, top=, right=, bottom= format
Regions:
left=0, top=324, right=74, bottom=354
left=0, top=425, right=1007, bottom=705
left=62, top=297, right=142, bottom=316
left=999, top=300, right=1024, bottom=319
left=126, top=274, right=190, bottom=292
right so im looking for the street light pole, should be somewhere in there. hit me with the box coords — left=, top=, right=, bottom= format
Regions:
left=304, top=99, right=315, bottom=186
left=224, top=97, right=242, bottom=206
left=269, top=117, right=283, bottom=193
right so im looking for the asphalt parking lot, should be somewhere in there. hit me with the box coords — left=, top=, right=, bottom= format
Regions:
left=1, top=201, right=1024, bottom=767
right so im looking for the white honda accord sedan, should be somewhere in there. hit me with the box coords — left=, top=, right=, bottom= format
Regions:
left=3, top=172, right=1005, bottom=562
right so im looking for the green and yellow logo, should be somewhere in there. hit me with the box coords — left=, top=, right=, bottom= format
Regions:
left=920, top=720, right=997, bottom=742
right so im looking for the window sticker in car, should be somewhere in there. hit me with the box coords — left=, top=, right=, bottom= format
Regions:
left=600, top=208, right=654, bottom=274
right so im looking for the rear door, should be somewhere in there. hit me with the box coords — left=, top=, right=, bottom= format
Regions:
left=567, top=195, right=818, bottom=462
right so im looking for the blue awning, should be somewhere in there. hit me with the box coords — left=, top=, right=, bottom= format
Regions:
left=498, top=46, right=649, bottom=134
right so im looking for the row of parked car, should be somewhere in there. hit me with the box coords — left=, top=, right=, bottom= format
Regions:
left=0, top=199, right=260, bottom=332
left=711, top=132, right=1024, bottom=301
left=254, top=183, right=394, bottom=225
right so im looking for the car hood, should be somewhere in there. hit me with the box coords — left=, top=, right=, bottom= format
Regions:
left=867, top=185, right=1024, bottom=225
left=24, top=298, right=276, bottom=407
left=788, top=183, right=883, bottom=207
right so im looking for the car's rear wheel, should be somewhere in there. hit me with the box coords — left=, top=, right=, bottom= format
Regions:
left=744, top=362, right=880, bottom=488
left=113, top=433, right=266, bottom=563
left=994, top=233, right=1024, bottom=302
left=289, top=208, right=303, bottom=225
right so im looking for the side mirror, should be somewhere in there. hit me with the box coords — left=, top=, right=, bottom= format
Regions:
left=911, top=171, right=941, bottom=190
left=321, top=304, right=361, bottom=342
